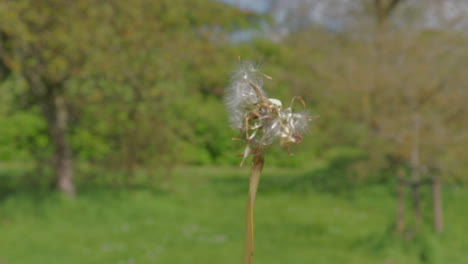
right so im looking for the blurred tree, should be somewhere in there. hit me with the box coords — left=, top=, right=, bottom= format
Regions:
left=372, top=0, right=406, bottom=25
left=0, top=0, right=262, bottom=193
left=375, top=32, right=467, bottom=234
left=277, top=0, right=468, bottom=235
left=313, top=29, right=467, bottom=235
left=0, top=0, right=94, bottom=196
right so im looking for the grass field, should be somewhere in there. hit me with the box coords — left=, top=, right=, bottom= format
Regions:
left=0, top=166, right=467, bottom=264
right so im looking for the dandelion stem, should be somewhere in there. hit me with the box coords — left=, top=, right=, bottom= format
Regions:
left=244, top=151, right=264, bottom=264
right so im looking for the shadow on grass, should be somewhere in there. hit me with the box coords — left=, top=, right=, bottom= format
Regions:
left=0, top=166, right=170, bottom=202
left=352, top=224, right=443, bottom=264
left=210, top=156, right=368, bottom=198
left=0, top=168, right=55, bottom=201
left=1, top=156, right=387, bottom=201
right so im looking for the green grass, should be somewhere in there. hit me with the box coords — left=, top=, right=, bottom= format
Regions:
left=0, top=166, right=467, bottom=264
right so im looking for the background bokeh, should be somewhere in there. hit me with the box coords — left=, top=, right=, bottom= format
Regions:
left=0, top=0, right=467, bottom=263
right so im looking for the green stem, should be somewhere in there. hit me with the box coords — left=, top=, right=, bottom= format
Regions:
left=244, top=152, right=264, bottom=264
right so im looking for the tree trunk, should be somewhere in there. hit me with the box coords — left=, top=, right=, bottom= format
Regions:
left=410, top=114, right=422, bottom=230
left=396, top=168, right=406, bottom=234
left=374, top=0, right=405, bottom=26
left=50, top=94, right=75, bottom=197
left=432, top=174, right=443, bottom=233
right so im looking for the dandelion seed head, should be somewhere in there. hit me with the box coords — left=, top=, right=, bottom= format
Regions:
left=261, top=118, right=281, bottom=145
left=268, top=98, right=282, bottom=108
left=234, top=61, right=264, bottom=89
left=225, top=60, right=315, bottom=165
left=291, top=110, right=314, bottom=135
left=225, top=61, right=266, bottom=129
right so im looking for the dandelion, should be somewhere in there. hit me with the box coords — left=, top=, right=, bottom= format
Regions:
left=225, top=61, right=314, bottom=264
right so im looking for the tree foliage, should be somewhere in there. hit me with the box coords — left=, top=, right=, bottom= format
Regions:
left=0, top=0, right=467, bottom=205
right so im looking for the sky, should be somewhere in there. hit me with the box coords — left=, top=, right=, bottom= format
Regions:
left=218, top=0, right=468, bottom=32
left=217, top=0, right=271, bottom=13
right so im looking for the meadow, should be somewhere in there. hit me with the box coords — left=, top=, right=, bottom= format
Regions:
left=1, top=1, right=468, bottom=264
left=1, top=166, right=467, bottom=264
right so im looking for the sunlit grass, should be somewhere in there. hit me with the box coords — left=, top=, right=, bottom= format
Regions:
left=0, top=167, right=467, bottom=264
